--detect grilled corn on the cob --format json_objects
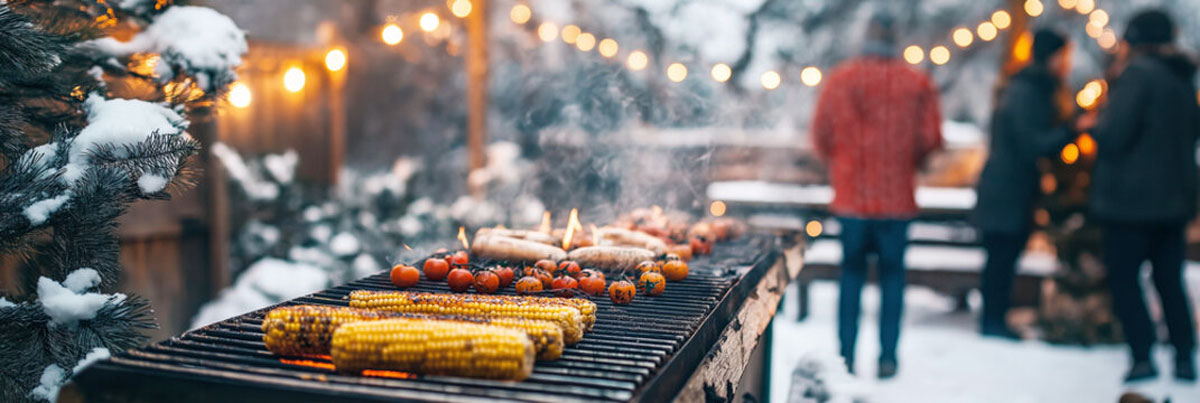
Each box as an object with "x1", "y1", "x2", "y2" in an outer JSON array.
[
  {"x1": 330, "y1": 318, "x2": 535, "y2": 381},
  {"x1": 262, "y1": 304, "x2": 565, "y2": 360},
  {"x1": 349, "y1": 291, "x2": 586, "y2": 343}
]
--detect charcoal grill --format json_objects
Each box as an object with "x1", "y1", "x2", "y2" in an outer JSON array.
[{"x1": 67, "y1": 235, "x2": 800, "y2": 402}]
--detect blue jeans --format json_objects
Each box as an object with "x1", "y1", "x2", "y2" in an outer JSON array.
[{"x1": 837, "y1": 217, "x2": 909, "y2": 364}]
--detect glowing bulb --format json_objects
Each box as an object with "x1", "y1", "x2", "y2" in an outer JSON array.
[
  {"x1": 575, "y1": 32, "x2": 595, "y2": 51},
  {"x1": 1089, "y1": 10, "x2": 1108, "y2": 26},
  {"x1": 1077, "y1": 133, "x2": 1097, "y2": 156},
  {"x1": 667, "y1": 63, "x2": 688, "y2": 82},
  {"x1": 991, "y1": 10, "x2": 1012, "y2": 29},
  {"x1": 561, "y1": 24, "x2": 580, "y2": 44},
  {"x1": 709, "y1": 201, "x2": 726, "y2": 217},
  {"x1": 419, "y1": 12, "x2": 440, "y2": 32},
  {"x1": 800, "y1": 66, "x2": 822, "y2": 87},
  {"x1": 1024, "y1": 0, "x2": 1043, "y2": 17},
  {"x1": 953, "y1": 28, "x2": 974, "y2": 47},
  {"x1": 1076, "y1": 0, "x2": 1094, "y2": 14},
  {"x1": 598, "y1": 38, "x2": 618, "y2": 58},
  {"x1": 1098, "y1": 29, "x2": 1117, "y2": 50},
  {"x1": 537, "y1": 22, "x2": 558, "y2": 42},
  {"x1": 450, "y1": 0, "x2": 471, "y2": 18},
  {"x1": 930, "y1": 46, "x2": 950, "y2": 65},
  {"x1": 805, "y1": 220, "x2": 823, "y2": 237},
  {"x1": 626, "y1": 50, "x2": 648, "y2": 71},
  {"x1": 710, "y1": 63, "x2": 731, "y2": 82},
  {"x1": 1086, "y1": 22, "x2": 1103, "y2": 38},
  {"x1": 1013, "y1": 31, "x2": 1033, "y2": 62},
  {"x1": 1058, "y1": 0, "x2": 1077, "y2": 9},
  {"x1": 510, "y1": 4, "x2": 531, "y2": 24},
  {"x1": 228, "y1": 82, "x2": 251, "y2": 108},
  {"x1": 977, "y1": 22, "x2": 998, "y2": 41},
  {"x1": 1061, "y1": 143, "x2": 1080, "y2": 164},
  {"x1": 283, "y1": 67, "x2": 305, "y2": 93},
  {"x1": 324, "y1": 49, "x2": 346, "y2": 72},
  {"x1": 381, "y1": 24, "x2": 404, "y2": 45},
  {"x1": 760, "y1": 70, "x2": 781, "y2": 90},
  {"x1": 903, "y1": 45, "x2": 924, "y2": 64}
]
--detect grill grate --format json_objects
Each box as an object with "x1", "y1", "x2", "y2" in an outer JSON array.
[{"x1": 73, "y1": 236, "x2": 778, "y2": 402}]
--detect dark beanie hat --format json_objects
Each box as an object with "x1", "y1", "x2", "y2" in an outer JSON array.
[
  {"x1": 1124, "y1": 9, "x2": 1175, "y2": 46},
  {"x1": 1032, "y1": 29, "x2": 1067, "y2": 63}
]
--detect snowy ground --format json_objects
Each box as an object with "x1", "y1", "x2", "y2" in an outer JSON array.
[{"x1": 770, "y1": 280, "x2": 1200, "y2": 403}]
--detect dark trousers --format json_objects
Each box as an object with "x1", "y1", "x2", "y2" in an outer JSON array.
[
  {"x1": 1103, "y1": 222, "x2": 1196, "y2": 362},
  {"x1": 979, "y1": 230, "x2": 1031, "y2": 330},
  {"x1": 837, "y1": 217, "x2": 909, "y2": 363}
]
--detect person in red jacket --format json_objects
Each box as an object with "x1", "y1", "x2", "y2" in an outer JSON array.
[{"x1": 810, "y1": 12, "x2": 943, "y2": 379}]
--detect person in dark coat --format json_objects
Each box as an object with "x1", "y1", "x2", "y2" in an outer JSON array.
[
  {"x1": 1090, "y1": 9, "x2": 1198, "y2": 383},
  {"x1": 974, "y1": 29, "x2": 1075, "y2": 339}
]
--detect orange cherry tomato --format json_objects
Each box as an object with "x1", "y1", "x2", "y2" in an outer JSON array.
[
  {"x1": 579, "y1": 275, "x2": 606, "y2": 296},
  {"x1": 559, "y1": 260, "x2": 583, "y2": 278},
  {"x1": 638, "y1": 272, "x2": 666, "y2": 296},
  {"x1": 389, "y1": 264, "x2": 420, "y2": 288},
  {"x1": 473, "y1": 270, "x2": 500, "y2": 294},
  {"x1": 515, "y1": 276, "x2": 544, "y2": 295},
  {"x1": 635, "y1": 260, "x2": 661, "y2": 275},
  {"x1": 662, "y1": 260, "x2": 689, "y2": 281},
  {"x1": 492, "y1": 266, "x2": 515, "y2": 288},
  {"x1": 534, "y1": 259, "x2": 558, "y2": 276},
  {"x1": 447, "y1": 268, "x2": 474, "y2": 292},
  {"x1": 423, "y1": 258, "x2": 450, "y2": 281},
  {"x1": 448, "y1": 251, "x2": 470, "y2": 267},
  {"x1": 550, "y1": 275, "x2": 579, "y2": 298},
  {"x1": 609, "y1": 280, "x2": 636, "y2": 304}
]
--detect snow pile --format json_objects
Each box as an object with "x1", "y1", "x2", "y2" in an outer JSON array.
[
  {"x1": 210, "y1": 142, "x2": 280, "y2": 200},
  {"x1": 352, "y1": 253, "x2": 383, "y2": 279},
  {"x1": 262, "y1": 150, "x2": 298, "y2": 184},
  {"x1": 24, "y1": 194, "x2": 70, "y2": 226},
  {"x1": 84, "y1": 6, "x2": 247, "y2": 91},
  {"x1": 136, "y1": 173, "x2": 168, "y2": 194},
  {"x1": 190, "y1": 258, "x2": 329, "y2": 329},
  {"x1": 29, "y1": 364, "x2": 65, "y2": 402},
  {"x1": 71, "y1": 347, "x2": 111, "y2": 374},
  {"x1": 37, "y1": 269, "x2": 120, "y2": 327},
  {"x1": 328, "y1": 232, "x2": 361, "y2": 256},
  {"x1": 65, "y1": 95, "x2": 187, "y2": 184},
  {"x1": 0, "y1": 297, "x2": 14, "y2": 308}
]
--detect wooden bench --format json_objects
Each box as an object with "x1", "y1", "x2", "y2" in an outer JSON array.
[{"x1": 795, "y1": 239, "x2": 1056, "y2": 320}]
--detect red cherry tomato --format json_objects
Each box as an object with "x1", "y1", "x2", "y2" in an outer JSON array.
[
  {"x1": 559, "y1": 261, "x2": 583, "y2": 278},
  {"x1": 579, "y1": 275, "x2": 606, "y2": 296},
  {"x1": 473, "y1": 270, "x2": 500, "y2": 294},
  {"x1": 515, "y1": 276, "x2": 544, "y2": 295},
  {"x1": 448, "y1": 250, "x2": 470, "y2": 267},
  {"x1": 423, "y1": 258, "x2": 450, "y2": 281},
  {"x1": 492, "y1": 266, "x2": 515, "y2": 288},
  {"x1": 389, "y1": 264, "x2": 420, "y2": 288},
  {"x1": 447, "y1": 268, "x2": 474, "y2": 292},
  {"x1": 550, "y1": 276, "x2": 579, "y2": 298},
  {"x1": 534, "y1": 259, "x2": 558, "y2": 276}
]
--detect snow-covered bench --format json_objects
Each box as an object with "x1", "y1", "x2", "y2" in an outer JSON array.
[
  {"x1": 707, "y1": 181, "x2": 977, "y2": 221},
  {"x1": 795, "y1": 239, "x2": 1058, "y2": 320}
]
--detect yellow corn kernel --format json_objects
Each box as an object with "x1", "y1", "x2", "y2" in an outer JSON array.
[{"x1": 330, "y1": 318, "x2": 535, "y2": 381}]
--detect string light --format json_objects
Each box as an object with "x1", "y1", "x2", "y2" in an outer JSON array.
[
  {"x1": 709, "y1": 201, "x2": 726, "y2": 217},
  {"x1": 626, "y1": 50, "x2": 648, "y2": 71},
  {"x1": 1077, "y1": 133, "x2": 1097, "y2": 156},
  {"x1": 324, "y1": 49, "x2": 346, "y2": 72},
  {"x1": 1061, "y1": 143, "x2": 1080, "y2": 164},
  {"x1": 1086, "y1": 22, "x2": 1103, "y2": 38},
  {"x1": 419, "y1": 12, "x2": 440, "y2": 32},
  {"x1": 991, "y1": 10, "x2": 1012, "y2": 29},
  {"x1": 1024, "y1": 0, "x2": 1044, "y2": 17},
  {"x1": 800, "y1": 66, "x2": 822, "y2": 87},
  {"x1": 760, "y1": 70, "x2": 781, "y2": 90},
  {"x1": 903, "y1": 45, "x2": 924, "y2": 64},
  {"x1": 450, "y1": 0, "x2": 471, "y2": 18},
  {"x1": 1076, "y1": 79, "x2": 1104, "y2": 109},
  {"x1": 598, "y1": 38, "x2": 618, "y2": 58},
  {"x1": 228, "y1": 82, "x2": 251, "y2": 108},
  {"x1": 561, "y1": 24, "x2": 581, "y2": 44},
  {"x1": 283, "y1": 67, "x2": 305, "y2": 92},
  {"x1": 930, "y1": 46, "x2": 950, "y2": 65},
  {"x1": 953, "y1": 28, "x2": 974, "y2": 47},
  {"x1": 977, "y1": 22, "x2": 998, "y2": 41},
  {"x1": 1089, "y1": 9, "x2": 1109, "y2": 26},
  {"x1": 575, "y1": 32, "x2": 596, "y2": 52},
  {"x1": 667, "y1": 63, "x2": 688, "y2": 82},
  {"x1": 805, "y1": 220, "x2": 823, "y2": 237},
  {"x1": 1098, "y1": 28, "x2": 1117, "y2": 50},
  {"x1": 1013, "y1": 31, "x2": 1033, "y2": 62},
  {"x1": 381, "y1": 24, "x2": 404, "y2": 45},
  {"x1": 537, "y1": 22, "x2": 558, "y2": 42},
  {"x1": 1076, "y1": 0, "x2": 1094, "y2": 14},
  {"x1": 1058, "y1": 0, "x2": 1077, "y2": 9},
  {"x1": 711, "y1": 63, "x2": 732, "y2": 82},
  {"x1": 510, "y1": 4, "x2": 531, "y2": 24}
]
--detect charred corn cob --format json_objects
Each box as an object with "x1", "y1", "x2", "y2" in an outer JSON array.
[
  {"x1": 491, "y1": 295, "x2": 597, "y2": 331},
  {"x1": 331, "y1": 318, "x2": 535, "y2": 381},
  {"x1": 262, "y1": 305, "x2": 396, "y2": 356},
  {"x1": 350, "y1": 291, "x2": 586, "y2": 344},
  {"x1": 262, "y1": 305, "x2": 565, "y2": 360}
]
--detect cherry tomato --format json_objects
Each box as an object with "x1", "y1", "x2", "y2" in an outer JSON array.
[
  {"x1": 550, "y1": 275, "x2": 579, "y2": 298},
  {"x1": 635, "y1": 260, "x2": 661, "y2": 275},
  {"x1": 662, "y1": 260, "x2": 689, "y2": 281},
  {"x1": 515, "y1": 276, "x2": 544, "y2": 295},
  {"x1": 534, "y1": 259, "x2": 558, "y2": 276},
  {"x1": 423, "y1": 258, "x2": 450, "y2": 281},
  {"x1": 580, "y1": 269, "x2": 605, "y2": 282},
  {"x1": 389, "y1": 264, "x2": 420, "y2": 288},
  {"x1": 638, "y1": 272, "x2": 666, "y2": 296},
  {"x1": 473, "y1": 270, "x2": 500, "y2": 294},
  {"x1": 448, "y1": 251, "x2": 470, "y2": 267},
  {"x1": 525, "y1": 268, "x2": 552, "y2": 289},
  {"x1": 492, "y1": 266, "x2": 515, "y2": 288},
  {"x1": 689, "y1": 236, "x2": 712, "y2": 255},
  {"x1": 609, "y1": 280, "x2": 636, "y2": 304},
  {"x1": 579, "y1": 275, "x2": 606, "y2": 296},
  {"x1": 559, "y1": 260, "x2": 583, "y2": 278},
  {"x1": 447, "y1": 268, "x2": 474, "y2": 292}
]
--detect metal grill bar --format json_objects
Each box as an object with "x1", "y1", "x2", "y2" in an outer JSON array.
[{"x1": 72, "y1": 236, "x2": 777, "y2": 402}]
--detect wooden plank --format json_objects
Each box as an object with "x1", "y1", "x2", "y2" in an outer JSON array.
[{"x1": 674, "y1": 241, "x2": 803, "y2": 402}]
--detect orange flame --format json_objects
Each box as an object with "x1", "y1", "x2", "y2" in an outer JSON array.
[
  {"x1": 590, "y1": 224, "x2": 600, "y2": 244},
  {"x1": 539, "y1": 211, "x2": 552, "y2": 233},
  {"x1": 457, "y1": 226, "x2": 469, "y2": 249},
  {"x1": 362, "y1": 370, "x2": 416, "y2": 379},
  {"x1": 280, "y1": 358, "x2": 336, "y2": 370},
  {"x1": 562, "y1": 208, "x2": 581, "y2": 249}
]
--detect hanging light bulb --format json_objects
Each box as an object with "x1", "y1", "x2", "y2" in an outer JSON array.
[
  {"x1": 977, "y1": 22, "x2": 998, "y2": 41},
  {"x1": 800, "y1": 66, "x2": 822, "y2": 87},
  {"x1": 760, "y1": 70, "x2": 781, "y2": 90},
  {"x1": 228, "y1": 82, "x2": 251, "y2": 108},
  {"x1": 598, "y1": 38, "x2": 619, "y2": 58},
  {"x1": 903, "y1": 45, "x2": 925, "y2": 64},
  {"x1": 283, "y1": 67, "x2": 305, "y2": 92},
  {"x1": 953, "y1": 28, "x2": 974, "y2": 47},
  {"x1": 667, "y1": 63, "x2": 688, "y2": 82},
  {"x1": 991, "y1": 10, "x2": 1012, "y2": 29},
  {"x1": 324, "y1": 49, "x2": 346, "y2": 72},
  {"x1": 710, "y1": 63, "x2": 732, "y2": 82},
  {"x1": 626, "y1": 50, "x2": 648, "y2": 71},
  {"x1": 419, "y1": 12, "x2": 440, "y2": 32},
  {"x1": 510, "y1": 4, "x2": 531, "y2": 24},
  {"x1": 930, "y1": 46, "x2": 951, "y2": 65},
  {"x1": 537, "y1": 22, "x2": 558, "y2": 42},
  {"x1": 381, "y1": 24, "x2": 404, "y2": 45}
]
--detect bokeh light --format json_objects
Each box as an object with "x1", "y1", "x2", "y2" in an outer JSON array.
[
  {"x1": 806, "y1": 220, "x2": 823, "y2": 237},
  {"x1": 903, "y1": 45, "x2": 924, "y2": 64},
  {"x1": 667, "y1": 63, "x2": 688, "y2": 82},
  {"x1": 1061, "y1": 143, "x2": 1080, "y2": 164},
  {"x1": 1059, "y1": 0, "x2": 1078, "y2": 9},
  {"x1": 801, "y1": 66, "x2": 822, "y2": 87},
  {"x1": 228, "y1": 82, "x2": 251, "y2": 108},
  {"x1": 598, "y1": 38, "x2": 618, "y2": 58},
  {"x1": 1076, "y1": 0, "x2": 1095, "y2": 14},
  {"x1": 575, "y1": 32, "x2": 596, "y2": 51},
  {"x1": 711, "y1": 63, "x2": 732, "y2": 82},
  {"x1": 419, "y1": 12, "x2": 440, "y2": 32},
  {"x1": 760, "y1": 70, "x2": 781, "y2": 90},
  {"x1": 1098, "y1": 29, "x2": 1117, "y2": 50},
  {"x1": 450, "y1": 0, "x2": 471, "y2": 18},
  {"x1": 283, "y1": 67, "x2": 305, "y2": 93},
  {"x1": 977, "y1": 22, "x2": 998, "y2": 41},
  {"x1": 510, "y1": 4, "x2": 531, "y2": 24},
  {"x1": 930, "y1": 46, "x2": 950, "y2": 65},
  {"x1": 710, "y1": 201, "x2": 726, "y2": 217},
  {"x1": 991, "y1": 10, "x2": 1012, "y2": 29},
  {"x1": 1089, "y1": 9, "x2": 1108, "y2": 26},
  {"x1": 324, "y1": 49, "x2": 346, "y2": 72},
  {"x1": 561, "y1": 24, "x2": 581, "y2": 44},
  {"x1": 626, "y1": 50, "x2": 648, "y2": 71},
  {"x1": 537, "y1": 22, "x2": 558, "y2": 42},
  {"x1": 1024, "y1": 0, "x2": 1044, "y2": 17},
  {"x1": 381, "y1": 24, "x2": 404, "y2": 45},
  {"x1": 953, "y1": 28, "x2": 974, "y2": 48},
  {"x1": 1077, "y1": 133, "x2": 1096, "y2": 156}
]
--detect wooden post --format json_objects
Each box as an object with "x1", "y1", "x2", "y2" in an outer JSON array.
[{"x1": 466, "y1": 0, "x2": 490, "y2": 195}]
